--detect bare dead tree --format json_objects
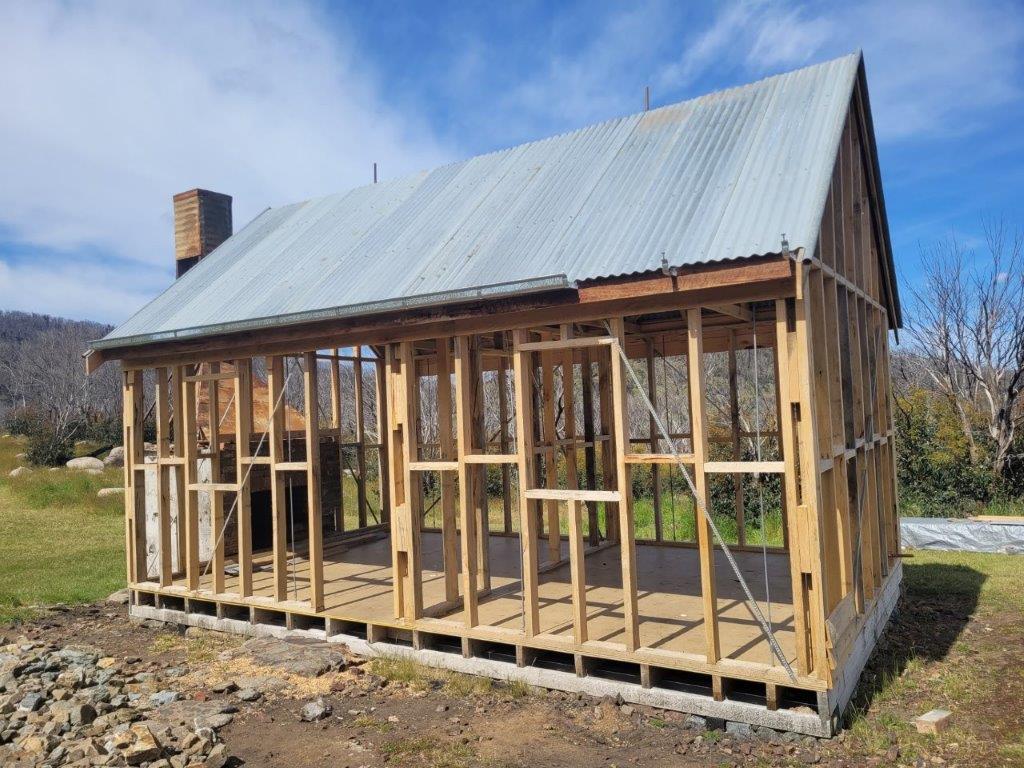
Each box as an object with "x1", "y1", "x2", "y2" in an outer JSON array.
[
  {"x1": 908, "y1": 219, "x2": 1024, "y2": 476},
  {"x1": 4, "y1": 325, "x2": 121, "y2": 445},
  {"x1": 0, "y1": 310, "x2": 119, "y2": 426}
]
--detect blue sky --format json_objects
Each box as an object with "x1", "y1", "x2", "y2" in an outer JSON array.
[{"x1": 1, "y1": 0, "x2": 1022, "y2": 324}]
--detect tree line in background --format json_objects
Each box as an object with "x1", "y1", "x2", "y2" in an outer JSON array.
[
  {"x1": 1, "y1": 218, "x2": 1021, "y2": 516},
  {"x1": 0, "y1": 311, "x2": 121, "y2": 465},
  {"x1": 893, "y1": 219, "x2": 1024, "y2": 515}
]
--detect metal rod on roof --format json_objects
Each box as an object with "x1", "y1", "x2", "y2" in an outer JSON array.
[
  {"x1": 644, "y1": 85, "x2": 650, "y2": 111},
  {"x1": 373, "y1": 162, "x2": 378, "y2": 184}
]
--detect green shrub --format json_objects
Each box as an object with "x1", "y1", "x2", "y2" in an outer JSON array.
[
  {"x1": 25, "y1": 423, "x2": 75, "y2": 467},
  {"x1": 76, "y1": 415, "x2": 122, "y2": 446},
  {"x1": 895, "y1": 389, "x2": 1000, "y2": 516},
  {"x1": 3, "y1": 407, "x2": 43, "y2": 437}
]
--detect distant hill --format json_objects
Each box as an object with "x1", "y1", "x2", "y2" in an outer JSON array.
[
  {"x1": 0, "y1": 310, "x2": 118, "y2": 422},
  {"x1": 0, "y1": 309, "x2": 112, "y2": 348}
]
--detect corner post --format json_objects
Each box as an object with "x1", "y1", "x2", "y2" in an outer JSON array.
[
  {"x1": 793, "y1": 263, "x2": 834, "y2": 680},
  {"x1": 435, "y1": 338, "x2": 460, "y2": 604},
  {"x1": 775, "y1": 299, "x2": 812, "y2": 675},
  {"x1": 388, "y1": 341, "x2": 423, "y2": 621}
]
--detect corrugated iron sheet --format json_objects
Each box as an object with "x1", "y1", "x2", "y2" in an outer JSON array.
[{"x1": 98, "y1": 53, "x2": 863, "y2": 349}]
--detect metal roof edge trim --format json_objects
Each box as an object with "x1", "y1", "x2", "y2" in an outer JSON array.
[
  {"x1": 89, "y1": 274, "x2": 571, "y2": 352},
  {"x1": 855, "y1": 56, "x2": 902, "y2": 328}
]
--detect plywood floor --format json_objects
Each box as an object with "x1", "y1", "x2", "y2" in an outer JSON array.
[{"x1": 172, "y1": 531, "x2": 795, "y2": 667}]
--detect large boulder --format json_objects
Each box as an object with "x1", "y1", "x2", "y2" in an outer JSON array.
[
  {"x1": 104, "y1": 446, "x2": 125, "y2": 467},
  {"x1": 8, "y1": 466, "x2": 31, "y2": 478},
  {"x1": 98, "y1": 487, "x2": 124, "y2": 498},
  {"x1": 66, "y1": 456, "x2": 104, "y2": 471},
  {"x1": 239, "y1": 636, "x2": 348, "y2": 677},
  {"x1": 106, "y1": 588, "x2": 130, "y2": 605}
]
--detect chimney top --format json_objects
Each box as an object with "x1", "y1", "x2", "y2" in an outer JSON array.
[{"x1": 173, "y1": 189, "x2": 232, "y2": 278}]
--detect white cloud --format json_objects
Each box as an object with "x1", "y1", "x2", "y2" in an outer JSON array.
[
  {"x1": 463, "y1": 0, "x2": 1021, "y2": 154},
  {"x1": 657, "y1": 0, "x2": 1024, "y2": 141},
  {"x1": 745, "y1": 5, "x2": 833, "y2": 71},
  {"x1": 495, "y1": 2, "x2": 675, "y2": 137},
  {"x1": 0, "y1": 259, "x2": 157, "y2": 325},
  {"x1": 658, "y1": 1, "x2": 832, "y2": 88},
  {"x1": 847, "y1": 0, "x2": 1023, "y2": 139},
  {"x1": 657, "y1": 4, "x2": 751, "y2": 88},
  {"x1": 0, "y1": 1, "x2": 449, "y2": 320}
]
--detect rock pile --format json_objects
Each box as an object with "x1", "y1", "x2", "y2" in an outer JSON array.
[{"x1": 0, "y1": 638, "x2": 233, "y2": 767}]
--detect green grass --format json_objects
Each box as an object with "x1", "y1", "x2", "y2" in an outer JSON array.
[
  {"x1": 369, "y1": 656, "x2": 427, "y2": 686},
  {"x1": 420, "y1": 489, "x2": 784, "y2": 548},
  {"x1": 898, "y1": 495, "x2": 1024, "y2": 519},
  {"x1": 833, "y1": 548, "x2": 1024, "y2": 765},
  {"x1": 903, "y1": 547, "x2": 1023, "y2": 613},
  {"x1": 975, "y1": 498, "x2": 1024, "y2": 517},
  {"x1": 338, "y1": 470, "x2": 384, "y2": 530},
  {"x1": 502, "y1": 679, "x2": 533, "y2": 699},
  {"x1": 0, "y1": 435, "x2": 126, "y2": 623}
]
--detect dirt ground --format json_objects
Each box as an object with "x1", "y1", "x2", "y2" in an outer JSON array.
[{"x1": 7, "y1": 571, "x2": 1023, "y2": 768}]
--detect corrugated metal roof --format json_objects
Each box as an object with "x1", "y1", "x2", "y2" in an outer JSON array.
[{"x1": 98, "y1": 52, "x2": 868, "y2": 349}]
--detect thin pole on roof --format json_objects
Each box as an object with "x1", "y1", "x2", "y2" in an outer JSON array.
[
  {"x1": 373, "y1": 162, "x2": 378, "y2": 184},
  {"x1": 644, "y1": 85, "x2": 650, "y2": 111}
]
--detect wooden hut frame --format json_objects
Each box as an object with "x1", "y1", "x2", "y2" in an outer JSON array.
[{"x1": 96, "y1": 70, "x2": 900, "y2": 737}]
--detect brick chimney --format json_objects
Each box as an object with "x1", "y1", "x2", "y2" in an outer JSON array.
[{"x1": 173, "y1": 189, "x2": 232, "y2": 277}]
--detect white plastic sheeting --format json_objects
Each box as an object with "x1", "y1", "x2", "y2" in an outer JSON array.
[{"x1": 900, "y1": 517, "x2": 1024, "y2": 554}]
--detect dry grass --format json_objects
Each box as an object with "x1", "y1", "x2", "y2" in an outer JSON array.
[
  {"x1": 148, "y1": 628, "x2": 243, "y2": 665},
  {"x1": 369, "y1": 655, "x2": 530, "y2": 700},
  {"x1": 352, "y1": 714, "x2": 393, "y2": 732},
  {"x1": 377, "y1": 736, "x2": 476, "y2": 768}
]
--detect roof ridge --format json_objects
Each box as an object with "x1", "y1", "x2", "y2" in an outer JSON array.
[{"x1": 278, "y1": 52, "x2": 863, "y2": 212}]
